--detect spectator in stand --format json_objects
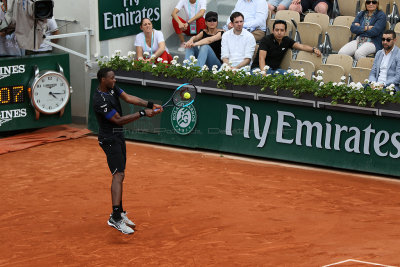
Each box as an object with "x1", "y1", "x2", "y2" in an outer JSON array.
[
  {"x1": 269, "y1": 0, "x2": 292, "y2": 15},
  {"x1": 135, "y1": 18, "x2": 173, "y2": 63},
  {"x1": 184, "y1": 11, "x2": 224, "y2": 69},
  {"x1": 369, "y1": 30, "x2": 400, "y2": 91},
  {"x1": 0, "y1": 1, "x2": 23, "y2": 56},
  {"x1": 25, "y1": 17, "x2": 59, "y2": 55},
  {"x1": 338, "y1": 0, "x2": 386, "y2": 60},
  {"x1": 225, "y1": 0, "x2": 268, "y2": 42},
  {"x1": 172, "y1": 0, "x2": 207, "y2": 52},
  {"x1": 289, "y1": 0, "x2": 333, "y2": 15},
  {"x1": 251, "y1": 20, "x2": 321, "y2": 74},
  {"x1": 221, "y1": 12, "x2": 256, "y2": 70}
]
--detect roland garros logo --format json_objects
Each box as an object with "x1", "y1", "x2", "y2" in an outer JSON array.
[{"x1": 171, "y1": 105, "x2": 197, "y2": 135}]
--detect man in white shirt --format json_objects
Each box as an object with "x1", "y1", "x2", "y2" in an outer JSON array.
[
  {"x1": 369, "y1": 30, "x2": 400, "y2": 91},
  {"x1": 225, "y1": 0, "x2": 268, "y2": 41},
  {"x1": 25, "y1": 17, "x2": 59, "y2": 55},
  {"x1": 221, "y1": 12, "x2": 256, "y2": 69}
]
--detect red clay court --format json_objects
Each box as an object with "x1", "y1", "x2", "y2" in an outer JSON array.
[{"x1": 1, "y1": 127, "x2": 400, "y2": 266}]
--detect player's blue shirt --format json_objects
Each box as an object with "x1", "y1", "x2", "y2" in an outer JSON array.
[{"x1": 93, "y1": 86, "x2": 124, "y2": 139}]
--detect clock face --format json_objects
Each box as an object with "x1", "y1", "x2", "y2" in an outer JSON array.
[{"x1": 31, "y1": 71, "x2": 70, "y2": 114}]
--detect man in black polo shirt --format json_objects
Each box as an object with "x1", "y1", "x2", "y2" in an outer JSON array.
[
  {"x1": 93, "y1": 67, "x2": 163, "y2": 234},
  {"x1": 251, "y1": 20, "x2": 321, "y2": 74}
]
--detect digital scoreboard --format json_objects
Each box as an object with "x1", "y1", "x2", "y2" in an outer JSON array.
[{"x1": 0, "y1": 85, "x2": 25, "y2": 105}]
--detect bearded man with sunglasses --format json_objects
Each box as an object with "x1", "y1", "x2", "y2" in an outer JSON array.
[{"x1": 369, "y1": 29, "x2": 400, "y2": 91}]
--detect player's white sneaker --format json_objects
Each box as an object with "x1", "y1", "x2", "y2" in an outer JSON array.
[
  {"x1": 121, "y1": 211, "x2": 136, "y2": 228},
  {"x1": 107, "y1": 217, "x2": 134, "y2": 234}
]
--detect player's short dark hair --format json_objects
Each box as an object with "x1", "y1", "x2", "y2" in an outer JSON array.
[
  {"x1": 273, "y1": 20, "x2": 287, "y2": 31},
  {"x1": 230, "y1": 11, "x2": 244, "y2": 23},
  {"x1": 383, "y1": 29, "x2": 396, "y2": 39},
  {"x1": 97, "y1": 67, "x2": 113, "y2": 83}
]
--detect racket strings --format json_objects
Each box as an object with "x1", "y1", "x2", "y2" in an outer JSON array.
[{"x1": 172, "y1": 84, "x2": 197, "y2": 107}]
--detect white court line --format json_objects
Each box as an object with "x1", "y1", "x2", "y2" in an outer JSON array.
[
  {"x1": 87, "y1": 136, "x2": 400, "y2": 184},
  {"x1": 322, "y1": 259, "x2": 398, "y2": 267}
]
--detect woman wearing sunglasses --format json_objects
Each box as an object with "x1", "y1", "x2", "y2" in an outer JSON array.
[
  {"x1": 338, "y1": 0, "x2": 386, "y2": 60},
  {"x1": 183, "y1": 11, "x2": 224, "y2": 69}
]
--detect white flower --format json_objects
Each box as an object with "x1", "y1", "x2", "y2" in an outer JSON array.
[
  {"x1": 287, "y1": 69, "x2": 293, "y2": 74},
  {"x1": 315, "y1": 75, "x2": 323, "y2": 81},
  {"x1": 171, "y1": 60, "x2": 177, "y2": 65},
  {"x1": 260, "y1": 71, "x2": 266, "y2": 75},
  {"x1": 275, "y1": 71, "x2": 280, "y2": 74},
  {"x1": 340, "y1": 76, "x2": 346, "y2": 81},
  {"x1": 390, "y1": 91, "x2": 395, "y2": 95},
  {"x1": 138, "y1": 57, "x2": 144, "y2": 60},
  {"x1": 225, "y1": 75, "x2": 229, "y2": 79},
  {"x1": 193, "y1": 59, "x2": 198, "y2": 64},
  {"x1": 152, "y1": 64, "x2": 156, "y2": 68},
  {"x1": 175, "y1": 63, "x2": 181, "y2": 67},
  {"x1": 103, "y1": 56, "x2": 109, "y2": 60},
  {"x1": 253, "y1": 68, "x2": 261, "y2": 74},
  {"x1": 201, "y1": 65, "x2": 209, "y2": 71},
  {"x1": 212, "y1": 65, "x2": 218, "y2": 71},
  {"x1": 245, "y1": 72, "x2": 251, "y2": 76},
  {"x1": 143, "y1": 51, "x2": 150, "y2": 57},
  {"x1": 111, "y1": 54, "x2": 115, "y2": 59},
  {"x1": 364, "y1": 79, "x2": 370, "y2": 83},
  {"x1": 157, "y1": 58, "x2": 163, "y2": 62},
  {"x1": 213, "y1": 70, "x2": 218, "y2": 74},
  {"x1": 337, "y1": 82, "x2": 344, "y2": 86},
  {"x1": 299, "y1": 72, "x2": 305, "y2": 77},
  {"x1": 190, "y1": 55, "x2": 196, "y2": 62},
  {"x1": 122, "y1": 56, "x2": 128, "y2": 60},
  {"x1": 114, "y1": 50, "x2": 121, "y2": 55},
  {"x1": 319, "y1": 82, "x2": 324, "y2": 86},
  {"x1": 387, "y1": 84, "x2": 395, "y2": 89},
  {"x1": 317, "y1": 70, "x2": 324, "y2": 75},
  {"x1": 131, "y1": 62, "x2": 135, "y2": 66},
  {"x1": 183, "y1": 59, "x2": 189, "y2": 64},
  {"x1": 150, "y1": 55, "x2": 156, "y2": 60},
  {"x1": 263, "y1": 65, "x2": 270, "y2": 71},
  {"x1": 332, "y1": 82, "x2": 337, "y2": 86},
  {"x1": 173, "y1": 55, "x2": 179, "y2": 61},
  {"x1": 127, "y1": 51, "x2": 136, "y2": 58},
  {"x1": 163, "y1": 60, "x2": 168, "y2": 64},
  {"x1": 300, "y1": 68, "x2": 304, "y2": 72},
  {"x1": 94, "y1": 53, "x2": 99, "y2": 58}
]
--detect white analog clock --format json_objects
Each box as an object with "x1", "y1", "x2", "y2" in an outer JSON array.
[{"x1": 28, "y1": 65, "x2": 72, "y2": 120}]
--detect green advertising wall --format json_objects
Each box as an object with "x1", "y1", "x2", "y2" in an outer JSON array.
[
  {"x1": 88, "y1": 79, "x2": 400, "y2": 177},
  {"x1": 98, "y1": 0, "x2": 161, "y2": 41},
  {"x1": 0, "y1": 54, "x2": 71, "y2": 132}
]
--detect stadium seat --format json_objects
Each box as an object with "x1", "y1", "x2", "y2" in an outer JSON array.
[
  {"x1": 337, "y1": 0, "x2": 360, "y2": 16},
  {"x1": 290, "y1": 60, "x2": 315, "y2": 79},
  {"x1": 275, "y1": 10, "x2": 301, "y2": 25},
  {"x1": 304, "y1": 13, "x2": 330, "y2": 36},
  {"x1": 326, "y1": 25, "x2": 352, "y2": 52},
  {"x1": 296, "y1": 50, "x2": 323, "y2": 70},
  {"x1": 349, "y1": 67, "x2": 371, "y2": 83},
  {"x1": 325, "y1": 54, "x2": 353, "y2": 76},
  {"x1": 280, "y1": 49, "x2": 293, "y2": 70},
  {"x1": 297, "y1": 22, "x2": 322, "y2": 47},
  {"x1": 356, "y1": 57, "x2": 374, "y2": 69},
  {"x1": 318, "y1": 64, "x2": 346, "y2": 83},
  {"x1": 380, "y1": 0, "x2": 400, "y2": 15},
  {"x1": 333, "y1": 15, "x2": 355, "y2": 28}
]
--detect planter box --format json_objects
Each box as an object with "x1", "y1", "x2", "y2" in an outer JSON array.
[
  {"x1": 114, "y1": 70, "x2": 143, "y2": 85},
  {"x1": 276, "y1": 89, "x2": 316, "y2": 107},
  {"x1": 192, "y1": 78, "x2": 218, "y2": 89},
  {"x1": 230, "y1": 84, "x2": 258, "y2": 100},
  {"x1": 143, "y1": 72, "x2": 189, "y2": 90},
  {"x1": 317, "y1": 98, "x2": 378, "y2": 115},
  {"x1": 376, "y1": 102, "x2": 400, "y2": 118}
]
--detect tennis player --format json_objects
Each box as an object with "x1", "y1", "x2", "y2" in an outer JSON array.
[{"x1": 93, "y1": 67, "x2": 163, "y2": 234}]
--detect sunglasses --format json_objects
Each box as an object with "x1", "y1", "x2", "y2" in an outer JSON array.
[
  {"x1": 206, "y1": 18, "x2": 217, "y2": 22},
  {"x1": 366, "y1": 1, "x2": 378, "y2": 4},
  {"x1": 382, "y1": 37, "x2": 393, "y2": 42}
]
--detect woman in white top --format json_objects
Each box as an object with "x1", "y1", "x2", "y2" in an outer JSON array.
[
  {"x1": 135, "y1": 18, "x2": 172, "y2": 63},
  {"x1": 171, "y1": 0, "x2": 207, "y2": 51}
]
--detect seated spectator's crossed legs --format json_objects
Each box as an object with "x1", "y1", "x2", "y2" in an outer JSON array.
[
  {"x1": 269, "y1": 0, "x2": 292, "y2": 13},
  {"x1": 185, "y1": 45, "x2": 222, "y2": 69},
  {"x1": 289, "y1": 0, "x2": 331, "y2": 14},
  {"x1": 339, "y1": 40, "x2": 376, "y2": 60},
  {"x1": 172, "y1": 16, "x2": 206, "y2": 37}
]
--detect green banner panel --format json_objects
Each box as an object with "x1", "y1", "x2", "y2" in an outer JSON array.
[
  {"x1": 88, "y1": 80, "x2": 400, "y2": 177},
  {"x1": 0, "y1": 54, "x2": 71, "y2": 132},
  {"x1": 98, "y1": 0, "x2": 161, "y2": 41}
]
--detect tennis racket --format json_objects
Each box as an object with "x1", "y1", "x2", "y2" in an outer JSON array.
[{"x1": 155, "y1": 83, "x2": 197, "y2": 111}]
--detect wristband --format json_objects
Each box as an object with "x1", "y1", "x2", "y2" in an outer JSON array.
[
  {"x1": 147, "y1": 101, "x2": 154, "y2": 109},
  {"x1": 312, "y1": 47, "x2": 316, "y2": 53},
  {"x1": 139, "y1": 110, "x2": 146, "y2": 117}
]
